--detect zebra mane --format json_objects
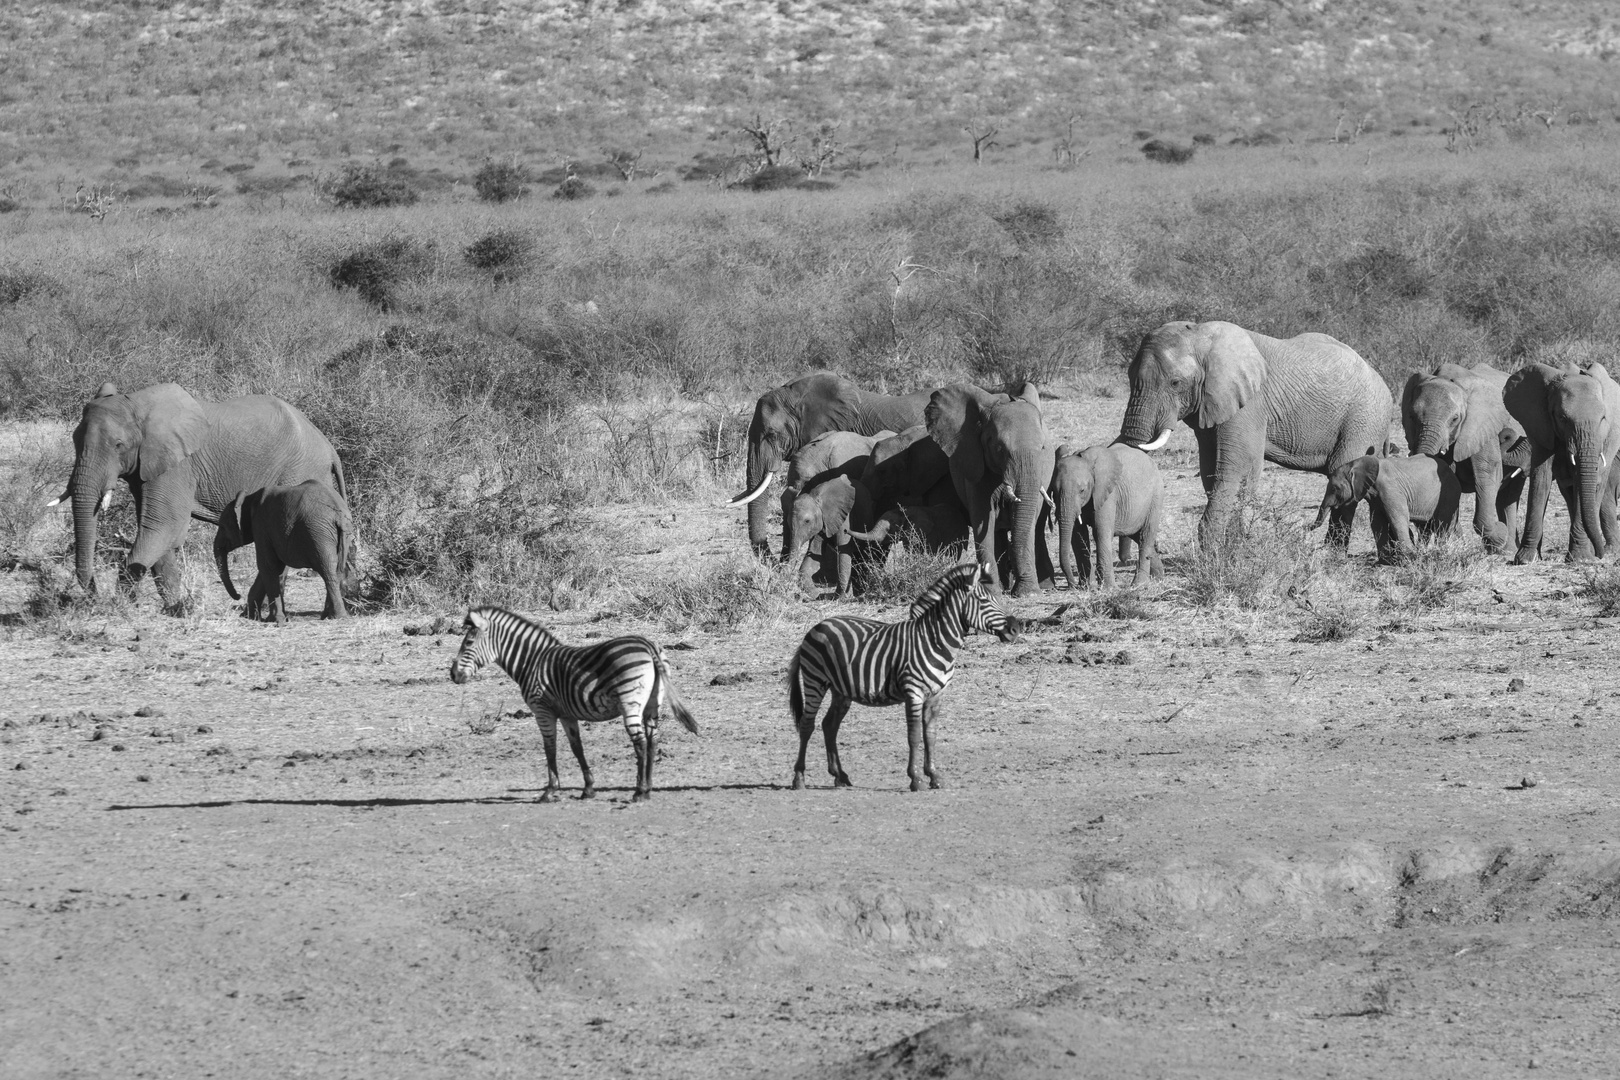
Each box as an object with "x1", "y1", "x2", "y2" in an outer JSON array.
[
  {"x1": 471, "y1": 606, "x2": 549, "y2": 637},
  {"x1": 907, "y1": 563, "x2": 981, "y2": 620}
]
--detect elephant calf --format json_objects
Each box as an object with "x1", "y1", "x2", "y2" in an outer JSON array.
[
  {"x1": 1312, "y1": 455, "x2": 1461, "y2": 563},
  {"x1": 215, "y1": 480, "x2": 355, "y2": 623},
  {"x1": 1050, "y1": 444, "x2": 1165, "y2": 588}
]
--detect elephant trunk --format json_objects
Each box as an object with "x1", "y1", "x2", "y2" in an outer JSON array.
[
  {"x1": 1577, "y1": 443, "x2": 1606, "y2": 558},
  {"x1": 1010, "y1": 477, "x2": 1043, "y2": 595},
  {"x1": 1413, "y1": 427, "x2": 1449, "y2": 457},
  {"x1": 1056, "y1": 491, "x2": 1079, "y2": 588},
  {"x1": 70, "y1": 462, "x2": 110, "y2": 591},
  {"x1": 1309, "y1": 502, "x2": 1331, "y2": 531},
  {"x1": 214, "y1": 534, "x2": 241, "y2": 601},
  {"x1": 1119, "y1": 397, "x2": 1168, "y2": 449},
  {"x1": 741, "y1": 440, "x2": 783, "y2": 556},
  {"x1": 847, "y1": 517, "x2": 892, "y2": 543}
]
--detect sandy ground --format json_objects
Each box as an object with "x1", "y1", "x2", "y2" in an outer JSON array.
[{"x1": 5, "y1": 394, "x2": 1619, "y2": 1079}]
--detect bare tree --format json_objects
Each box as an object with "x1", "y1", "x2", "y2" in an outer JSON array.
[
  {"x1": 739, "y1": 113, "x2": 791, "y2": 167},
  {"x1": 602, "y1": 147, "x2": 643, "y2": 182},
  {"x1": 795, "y1": 121, "x2": 842, "y2": 176},
  {"x1": 964, "y1": 121, "x2": 999, "y2": 165},
  {"x1": 1053, "y1": 113, "x2": 1090, "y2": 168}
]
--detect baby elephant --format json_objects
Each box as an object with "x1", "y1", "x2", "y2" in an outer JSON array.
[
  {"x1": 1050, "y1": 443, "x2": 1165, "y2": 588},
  {"x1": 1312, "y1": 455, "x2": 1461, "y2": 563},
  {"x1": 214, "y1": 480, "x2": 355, "y2": 622}
]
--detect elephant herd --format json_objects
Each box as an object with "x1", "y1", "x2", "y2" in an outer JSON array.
[{"x1": 733, "y1": 320, "x2": 1620, "y2": 587}]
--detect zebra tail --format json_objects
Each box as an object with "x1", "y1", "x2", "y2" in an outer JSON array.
[
  {"x1": 655, "y1": 653, "x2": 700, "y2": 735},
  {"x1": 787, "y1": 650, "x2": 804, "y2": 728}
]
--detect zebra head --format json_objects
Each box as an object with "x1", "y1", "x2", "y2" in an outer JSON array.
[
  {"x1": 914, "y1": 563, "x2": 1021, "y2": 642},
  {"x1": 449, "y1": 607, "x2": 497, "y2": 684}
]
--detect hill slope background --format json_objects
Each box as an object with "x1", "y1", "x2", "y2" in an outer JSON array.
[{"x1": 4, "y1": 0, "x2": 1620, "y2": 178}]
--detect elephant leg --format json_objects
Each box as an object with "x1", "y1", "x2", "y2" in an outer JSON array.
[
  {"x1": 321, "y1": 571, "x2": 348, "y2": 619},
  {"x1": 266, "y1": 569, "x2": 288, "y2": 625},
  {"x1": 821, "y1": 694, "x2": 852, "y2": 787},
  {"x1": 921, "y1": 692, "x2": 942, "y2": 790},
  {"x1": 1197, "y1": 418, "x2": 1265, "y2": 550},
  {"x1": 1513, "y1": 459, "x2": 1554, "y2": 564},
  {"x1": 244, "y1": 573, "x2": 268, "y2": 621},
  {"x1": 563, "y1": 717, "x2": 594, "y2": 799},
  {"x1": 534, "y1": 707, "x2": 562, "y2": 803},
  {"x1": 1118, "y1": 536, "x2": 1133, "y2": 568},
  {"x1": 1094, "y1": 501, "x2": 1117, "y2": 588},
  {"x1": 150, "y1": 549, "x2": 188, "y2": 610},
  {"x1": 1555, "y1": 464, "x2": 1595, "y2": 561},
  {"x1": 1133, "y1": 529, "x2": 1153, "y2": 584}
]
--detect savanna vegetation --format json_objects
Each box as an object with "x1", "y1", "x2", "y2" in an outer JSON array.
[{"x1": 5, "y1": 125, "x2": 1620, "y2": 630}]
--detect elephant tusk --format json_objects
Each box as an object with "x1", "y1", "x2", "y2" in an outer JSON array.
[
  {"x1": 1508, "y1": 468, "x2": 1524, "y2": 480},
  {"x1": 725, "y1": 471, "x2": 774, "y2": 507},
  {"x1": 45, "y1": 488, "x2": 70, "y2": 508},
  {"x1": 99, "y1": 489, "x2": 113, "y2": 513},
  {"x1": 1136, "y1": 430, "x2": 1171, "y2": 452}
]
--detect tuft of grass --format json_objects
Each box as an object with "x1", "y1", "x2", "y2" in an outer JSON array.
[
  {"x1": 1581, "y1": 563, "x2": 1620, "y2": 617},
  {"x1": 552, "y1": 175, "x2": 595, "y2": 201},
  {"x1": 1293, "y1": 597, "x2": 1362, "y2": 642},
  {"x1": 1375, "y1": 534, "x2": 1487, "y2": 613},
  {"x1": 1062, "y1": 588, "x2": 1156, "y2": 622},
  {"x1": 630, "y1": 554, "x2": 802, "y2": 633},
  {"x1": 0, "y1": 271, "x2": 55, "y2": 305},
  {"x1": 1141, "y1": 139, "x2": 1196, "y2": 164},
  {"x1": 993, "y1": 199, "x2": 1064, "y2": 246},
  {"x1": 317, "y1": 163, "x2": 419, "y2": 209},
  {"x1": 472, "y1": 160, "x2": 530, "y2": 203},
  {"x1": 854, "y1": 530, "x2": 968, "y2": 604}
]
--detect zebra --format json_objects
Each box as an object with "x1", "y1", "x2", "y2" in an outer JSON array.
[
  {"x1": 449, "y1": 606, "x2": 699, "y2": 803},
  {"x1": 787, "y1": 562, "x2": 1020, "y2": 792}
]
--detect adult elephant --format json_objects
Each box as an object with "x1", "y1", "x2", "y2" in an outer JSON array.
[
  {"x1": 58, "y1": 382, "x2": 346, "y2": 605},
  {"x1": 1117, "y1": 321, "x2": 1393, "y2": 549},
  {"x1": 925, "y1": 382, "x2": 1056, "y2": 596},
  {"x1": 727, "y1": 373, "x2": 935, "y2": 557},
  {"x1": 1503, "y1": 362, "x2": 1620, "y2": 563},
  {"x1": 1401, "y1": 362, "x2": 1524, "y2": 553}
]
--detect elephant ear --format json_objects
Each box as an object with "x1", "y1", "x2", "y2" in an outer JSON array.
[
  {"x1": 1452, "y1": 369, "x2": 1509, "y2": 462},
  {"x1": 1094, "y1": 448, "x2": 1123, "y2": 506},
  {"x1": 818, "y1": 476, "x2": 858, "y2": 538},
  {"x1": 1350, "y1": 456, "x2": 1380, "y2": 501},
  {"x1": 1196, "y1": 323, "x2": 1267, "y2": 429},
  {"x1": 1015, "y1": 381, "x2": 1042, "y2": 412},
  {"x1": 1399, "y1": 372, "x2": 1429, "y2": 456},
  {"x1": 1503, "y1": 364, "x2": 1563, "y2": 462},
  {"x1": 135, "y1": 384, "x2": 210, "y2": 482},
  {"x1": 925, "y1": 385, "x2": 987, "y2": 483}
]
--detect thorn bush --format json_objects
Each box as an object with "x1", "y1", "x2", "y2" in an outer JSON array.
[{"x1": 317, "y1": 162, "x2": 419, "y2": 209}]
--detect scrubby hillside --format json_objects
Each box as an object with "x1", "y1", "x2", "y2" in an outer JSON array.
[{"x1": 4, "y1": 0, "x2": 1620, "y2": 174}]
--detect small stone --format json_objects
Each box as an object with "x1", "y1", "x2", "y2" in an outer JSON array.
[
  {"x1": 110, "y1": 744, "x2": 127, "y2": 752},
  {"x1": 13, "y1": 761, "x2": 26, "y2": 770},
  {"x1": 282, "y1": 760, "x2": 296, "y2": 768},
  {"x1": 134, "y1": 705, "x2": 166, "y2": 718},
  {"x1": 90, "y1": 728, "x2": 109, "y2": 742},
  {"x1": 196, "y1": 725, "x2": 213, "y2": 734},
  {"x1": 135, "y1": 774, "x2": 150, "y2": 782},
  {"x1": 1521, "y1": 777, "x2": 1537, "y2": 788},
  {"x1": 1507, "y1": 678, "x2": 1525, "y2": 693}
]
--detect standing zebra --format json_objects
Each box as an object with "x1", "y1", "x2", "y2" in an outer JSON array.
[
  {"x1": 787, "y1": 562, "x2": 1020, "y2": 792},
  {"x1": 449, "y1": 606, "x2": 699, "y2": 803}
]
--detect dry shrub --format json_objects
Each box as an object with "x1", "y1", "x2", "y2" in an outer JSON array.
[
  {"x1": 326, "y1": 236, "x2": 434, "y2": 310},
  {"x1": 317, "y1": 163, "x2": 419, "y2": 209},
  {"x1": 1581, "y1": 564, "x2": 1620, "y2": 617},
  {"x1": 993, "y1": 200, "x2": 1063, "y2": 246},
  {"x1": 1374, "y1": 533, "x2": 1488, "y2": 614},
  {"x1": 472, "y1": 161, "x2": 529, "y2": 203},
  {"x1": 463, "y1": 229, "x2": 533, "y2": 278},
  {"x1": 553, "y1": 175, "x2": 594, "y2": 201},
  {"x1": 1141, "y1": 139, "x2": 1195, "y2": 164},
  {"x1": 0, "y1": 271, "x2": 56, "y2": 305},
  {"x1": 1061, "y1": 588, "x2": 1155, "y2": 622},
  {"x1": 630, "y1": 554, "x2": 801, "y2": 633},
  {"x1": 1176, "y1": 494, "x2": 1338, "y2": 611},
  {"x1": 854, "y1": 530, "x2": 968, "y2": 604}
]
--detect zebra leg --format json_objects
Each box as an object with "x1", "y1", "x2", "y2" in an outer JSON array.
[
  {"x1": 921, "y1": 692, "x2": 943, "y2": 789},
  {"x1": 821, "y1": 694, "x2": 853, "y2": 787},
  {"x1": 533, "y1": 706, "x2": 563, "y2": 803},
  {"x1": 561, "y1": 717, "x2": 593, "y2": 799},
  {"x1": 905, "y1": 696, "x2": 927, "y2": 792},
  {"x1": 791, "y1": 680, "x2": 826, "y2": 790},
  {"x1": 623, "y1": 705, "x2": 652, "y2": 803}
]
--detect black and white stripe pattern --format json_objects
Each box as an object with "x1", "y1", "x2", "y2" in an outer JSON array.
[
  {"x1": 450, "y1": 606, "x2": 698, "y2": 802},
  {"x1": 787, "y1": 562, "x2": 1019, "y2": 791}
]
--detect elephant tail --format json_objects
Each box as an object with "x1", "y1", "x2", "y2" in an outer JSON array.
[{"x1": 654, "y1": 650, "x2": 699, "y2": 735}]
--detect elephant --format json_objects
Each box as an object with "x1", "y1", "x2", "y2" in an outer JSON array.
[
  {"x1": 214, "y1": 480, "x2": 355, "y2": 623},
  {"x1": 846, "y1": 498, "x2": 972, "y2": 555},
  {"x1": 925, "y1": 382, "x2": 1057, "y2": 596},
  {"x1": 56, "y1": 382, "x2": 346, "y2": 607},
  {"x1": 1050, "y1": 444, "x2": 1165, "y2": 589},
  {"x1": 1310, "y1": 454, "x2": 1461, "y2": 563},
  {"x1": 1117, "y1": 321, "x2": 1394, "y2": 550},
  {"x1": 780, "y1": 430, "x2": 892, "y2": 593},
  {"x1": 859, "y1": 424, "x2": 953, "y2": 515},
  {"x1": 1401, "y1": 363, "x2": 1525, "y2": 553},
  {"x1": 1503, "y1": 362, "x2": 1620, "y2": 563},
  {"x1": 727, "y1": 372, "x2": 936, "y2": 557}
]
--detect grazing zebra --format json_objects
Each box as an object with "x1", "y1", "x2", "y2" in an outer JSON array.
[
  {"x1": 449, "y1": 606, "x2": 699, "y2": 803},
  {"x1": 787, "y1": 562, "x2": 1020, "y2": 792}
]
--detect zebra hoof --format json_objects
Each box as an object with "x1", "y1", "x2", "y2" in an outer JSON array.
[
  {"x1": 538, "y1": 790, "x2": 557, "y2": 804},
  {"x1": 792, "y1": 773, "x2": 805, "y2": 790},
  {"x1": 833, "y1": 775, "x2": 852, "y2": 788},
  {"x1": 909, "y1": 778, "x2": 923, "y2": 792},
  {"x1": 578, "y1": 789, "x2": 595, "y2": 800},
  {"x1": 633, "y1": 790, "x2": 651, "y2": 803}
]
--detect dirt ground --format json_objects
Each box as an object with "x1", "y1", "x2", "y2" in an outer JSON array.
[{"x1": 5, "y1": 394, "x2": 1620, "y2": 1079}]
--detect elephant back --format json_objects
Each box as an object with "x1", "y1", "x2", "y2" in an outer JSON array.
[{"x1": 192, "y1": 394, "x2": 346, "y2": 518}]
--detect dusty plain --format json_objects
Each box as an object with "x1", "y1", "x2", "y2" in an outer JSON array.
[{"x1": 4, "y1": 396, "x2": 1619, "y2": 1079}]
